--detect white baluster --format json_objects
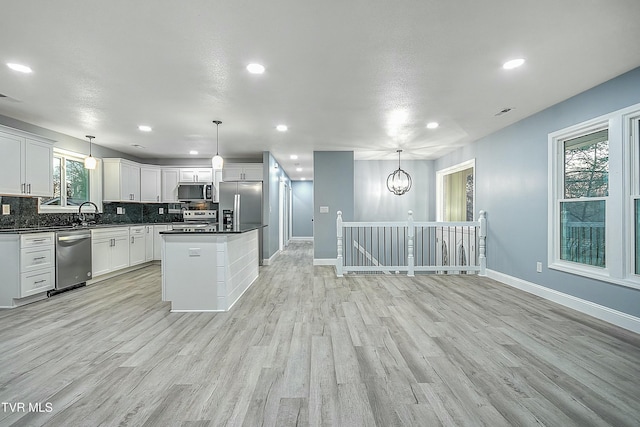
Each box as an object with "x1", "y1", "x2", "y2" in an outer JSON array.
[
  {"x1": 478, "y1": 210, "x2": 487, "y2": 276},
  {"x1": 407, "y1": 210, "x2": 415, "y2": 277},
  {"x1": 336, "y1": 210, "x2": 344, "y2": 277}
]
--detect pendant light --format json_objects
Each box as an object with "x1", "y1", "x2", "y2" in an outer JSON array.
[
  {"x1": 84, "y1": 135, "x2": 97, "y2": 170},
  {"x1": 386, "y1": 149, "x2": 412, "y2": 195},
  {"x1": 211, "y1": 120, "x2": 224, "y2": 169}
]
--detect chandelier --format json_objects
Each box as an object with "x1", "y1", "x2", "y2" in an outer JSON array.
[{"x1": 386, "y1": 149, "x2": 412, "y2": 195}]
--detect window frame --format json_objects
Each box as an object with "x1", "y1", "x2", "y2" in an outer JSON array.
[
  {"x1": 39, "y1": 149, "x2": 101, "y2": 213},
  {"x1": 548, "y1": 102, "x2": 640, "y2": 289},
  {"x1": 436, "y1": 159, "x2": 476, "y2": 222}
]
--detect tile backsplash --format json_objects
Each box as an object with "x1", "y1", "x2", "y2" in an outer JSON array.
[{"x1": 0, "y1": 196, "x2": 183, "y2": 229}]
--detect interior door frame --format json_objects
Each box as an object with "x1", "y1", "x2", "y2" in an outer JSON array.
[{"x1": 436, "y1": 159, "x2": 476, "y2": 221}]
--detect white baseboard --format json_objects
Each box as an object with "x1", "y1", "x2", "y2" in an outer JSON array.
[
  {"x1": 486, "y1": 269, "x2": 640, "y2": 334},
  {"x1": 314, "y1": 259, "x2": 336, "y2": 266},
  {"x1": 290, "y1": 237, "x2": 313, "y2": 242},
  {"x1": 263, "y1": 250, "x2": 280, "y2": 266}
]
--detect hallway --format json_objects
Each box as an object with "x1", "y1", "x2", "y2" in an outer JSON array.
[{"x1": 1, "y1": 241, "x2": 639, "y2": 426}]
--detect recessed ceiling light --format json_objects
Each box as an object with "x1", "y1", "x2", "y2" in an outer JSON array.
[
  {"x1": 276, "y1": 124, "x2": 288, "y2": 132},
  {"x1": 503, "y1": 58, "x2": 525, "y2": 70},
  {"x1": 426, "y1": 122, "x2": 439, "y2": 129},
  {"x1": 138, "y1": 125, "x2": 152, "y2": 132},
  {"x1": 189, "y1": 150, "x2": 198, "y2": 155},
  {"x1": 247, "y1": 63, "x2": 265, "y2": 74},
  {"x1": 7, "y1": 63, "x2": 32, "y2": 73},
  {"x1": 296, "y1": 167, "x2": 302, "y2": 172},
  {"x1": 290, "y1": 154, "x2": 298, "y2": 160}
]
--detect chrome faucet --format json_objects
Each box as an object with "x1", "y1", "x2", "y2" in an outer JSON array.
[{"x1": 78, "y1": 201, "x2": 99, "y2": 225}]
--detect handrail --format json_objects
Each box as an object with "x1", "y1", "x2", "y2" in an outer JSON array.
[{"x1": 337, "y1": 210, "x2": 486, "y2": 277}]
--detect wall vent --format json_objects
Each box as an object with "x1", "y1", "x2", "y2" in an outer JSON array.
[{"x1": 495, "y1": 107, "x2": 513, "y2": 116}]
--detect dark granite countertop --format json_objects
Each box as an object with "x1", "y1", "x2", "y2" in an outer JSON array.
[
  {"x1": 160, "y1": 224, "x2": 267, "y2": 235},
  {"x1": 0, "y1": 222, "x2": 176, "y2": 234}
]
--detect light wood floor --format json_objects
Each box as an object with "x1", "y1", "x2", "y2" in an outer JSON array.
[{"x1": 1, "y1": 241, "x2": 639, "y2": 426}]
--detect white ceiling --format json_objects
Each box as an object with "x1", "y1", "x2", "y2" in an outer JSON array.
[{"x1": 2, "y1": 1, "x2": 640, "y2": 180}]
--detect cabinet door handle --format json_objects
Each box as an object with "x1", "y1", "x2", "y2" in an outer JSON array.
[
  {"x1": 27, "y1": 183, "x2": 31, "y2": 194},
  {"x1": 34, "y1": 279, "x2": 47, "y2": 285},
  {"x1": 33, "y1": 256, "x2": 46, "y2": 261},
  {"x1": 131, "y1": 236, "x2": 134, "y2": 244},
  {"x1": 21, "y1": 183, "x2": 26, "y2": 193}
]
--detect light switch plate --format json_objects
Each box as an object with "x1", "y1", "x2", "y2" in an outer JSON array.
[
  {"x1": 188, "y1": 248, "x2": 201, "y2": 257},
  {"x1": 117, "y1": 207, "x2": 124, "y2": 215},
  {"x1": 2, "y1": 204, "x2": 9, "y2": 215},
  {"x1": 320, "y1": 206, "x2": 329, "y2": 213}
]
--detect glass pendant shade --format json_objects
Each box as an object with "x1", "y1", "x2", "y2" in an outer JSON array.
[
  {"x1": 212, "y1": 154, "x2": 224, "y2": 169},
  {"x1": 211, "y1": 120, "x2": 224, "y2": 169},
  {"x1": 84, "y1": 155, "x2": 97, "y2": 170},
  {"x1": 84, "y1": 135, "x2": 97, "y2": 170},
  {"x1": 386, "y1": 150, "x2": 412, "y2": 195}
]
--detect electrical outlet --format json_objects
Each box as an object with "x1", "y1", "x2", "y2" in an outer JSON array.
[
  {"x1": 159, "y1": 207, "x2": 164, "y2": 214},
  {"x1": 2, "y1": 204, "x2": 10, "y2": 215},
  {"x1": 117, "y1": 207, "x2": 124, "y2": 215},
  {"x1": 536, "y1": 262, "x2": 542, "y2": 273}
]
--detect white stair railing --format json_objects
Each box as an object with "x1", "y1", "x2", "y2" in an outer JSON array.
[{"x1": 336, "y1": 210, "x2": 486, "y2": 277}]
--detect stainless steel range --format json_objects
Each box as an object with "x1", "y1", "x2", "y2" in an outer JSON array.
[{"x1": 173, "y1": 210, "x2": 218, "y2": 230}]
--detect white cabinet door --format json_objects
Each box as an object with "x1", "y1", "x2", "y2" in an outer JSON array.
[
  {"x1": 124, "y1": 162, "x2": 141, "y2": 201},
  {"x1": 221, "y1": 166, "x2": 243, "y2": 181},
  {"x1": 129, "y1": 232, "x2": 146, "y2": 266},
  {"x1": 161, "y1": 168, "x2": 180, "y2": 202},
  {"x1": 241, "y1": 165, "x2": 263, "y2": 181},
  {"x1": 24, "y1": 139, "x2": 53, "y2": 197},
  {"x1": 222, "y1": 163, "x2": 263, "y2": 181},
  {"x1": 92, "y1": 238, "x2": 112, "y2": 277},
  {"x1": 0, "y1": 132, "x2": 24, "y2": 195},
  {"x1": 179, "y1": 168, "x2": 213, "y2": 183},
  {"x1": 145, "y1": 226, "x2": 154, "y2": 261},
  {"x1": 111, "y1": 236, "x2": 130, "y2": 271},
  {"x1": 153, "y1": 225, "x2": 168, "y2": 260},
  {"x1": 140, "y1": 167, "x2": 161, "y2": 202}
]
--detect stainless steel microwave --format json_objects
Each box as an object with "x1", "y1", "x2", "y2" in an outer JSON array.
[{"x1": 177, "y1": 182, "x2": 214, "y2": 202}]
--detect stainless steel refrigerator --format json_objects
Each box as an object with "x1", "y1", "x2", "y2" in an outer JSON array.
[{"x1": 218, "y1": 181, "x2": 263, "y2": 264}]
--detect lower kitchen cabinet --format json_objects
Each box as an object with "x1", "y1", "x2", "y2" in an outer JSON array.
[
  {"x1": 0, "y1": 232, "x2": 55, "y2": 307},
  {"x1": 129, "y1": 226, "x2": 146, "y2": 266},
  {"x1": 91, "y1": 227, "x2": 130, "y2": 277},
  {"x1": 145, "y1": 225, "x2": 154, "y2": 261},
  {"x1": 153, "y1": 224, "x2": 171, "y2": 260}
]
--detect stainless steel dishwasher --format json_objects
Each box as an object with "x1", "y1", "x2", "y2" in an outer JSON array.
[{"x1": 55, "y1": 229, "x2": 92, "y2": 291}]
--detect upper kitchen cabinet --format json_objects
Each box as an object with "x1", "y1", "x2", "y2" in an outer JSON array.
[
  {"x1": 103, "y1": 158, "x2": 141, "y2": 202},
  {"x1": 0, "y1": 127, "x2": 53, "y2": 197},
  {"x1": 161, "y1": 168, "x2": 180, "y2": 202},
  {"x1": 140, "y1": 166, "x2": 161, "y2": 202},
  {"x1": 222, "y1": 163, "x2": 263, "y2": 181},
  {"x1": 179, "y1": 168, "x2": 213, "y2": 183}
]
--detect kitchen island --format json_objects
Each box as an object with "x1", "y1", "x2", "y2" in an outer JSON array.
[{"x1": 160, "y1": 224, "x2": 265, "y2": 312}]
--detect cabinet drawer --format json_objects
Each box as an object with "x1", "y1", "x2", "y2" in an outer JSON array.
[
  {"x1": 130, "y1": 226, "x2": 145, "y2": 235},
  {"x1": 20, "y1": 232, "x2": 55, "y2": 248},
  {"x1": 20, "y1": 247, "x2": 54, "y2": 272},
  {"x1": 21, "y1": 269, "x2": 54, "y2": 297},
  {"x1": 91, "y1": 227, "x2": 129, "y2": 240}
]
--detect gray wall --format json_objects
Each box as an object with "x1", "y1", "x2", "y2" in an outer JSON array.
[
  {"x1": 355, "y1": 159, "x2": 435, "y2": 221},
  {"x1": 262, "y1": 151, "x2": 291, "y2": 261},
  {"x1": 435, "y1": 66, "x2": 640, "y2": 317},
  {"x1": 292, "y1": 181, "x2": 313, "y2": 238},
  {"x1": 313, "y1": 151, "x2": 354, "y2": 260}
]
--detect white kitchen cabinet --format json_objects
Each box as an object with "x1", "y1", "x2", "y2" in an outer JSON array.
[
  {"x1": 145, "y1": 225, "x2": 154, "y2": 261},
  {"x1": 0, "y1": 232, "x2": 55, "y2": 307},
  {"x1": 129, "y1": 226, "x2": 146, "y2": 266},
  {"x1": 103, "y1": 158, "x2": 141, "y2": 202},
  {"x1": 221, "y1": 163, "x2": 263, "y2": 181},
  {"x1": 140, "y1": 166, "x2": 161, "y2": 202},
  {"x1": 91, "y1": 227, "x2": 130, "y2": 277},
  {"x1": 153, "y1": 224, "x2": 172, "y2": 260},
  {"x1": 179, "y1": 168, "x2": 213, "y2": 183},
  {"x1": 161, "y1": 168, "x2": 180, "y2": 202},
  {"x1": 0, "y1": 127, "x2": 53, "y2": 197}
]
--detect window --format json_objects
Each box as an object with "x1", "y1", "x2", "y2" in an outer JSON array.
[
  {"x1": 560, "y1": 129, "x2": 608, "y2": 268},
  {"x1": 549, "y1": 102, "x2": 640, "y2": 288},
  {"x1": 40, "y1": 151, "x2": 90, "y2": 209}
]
